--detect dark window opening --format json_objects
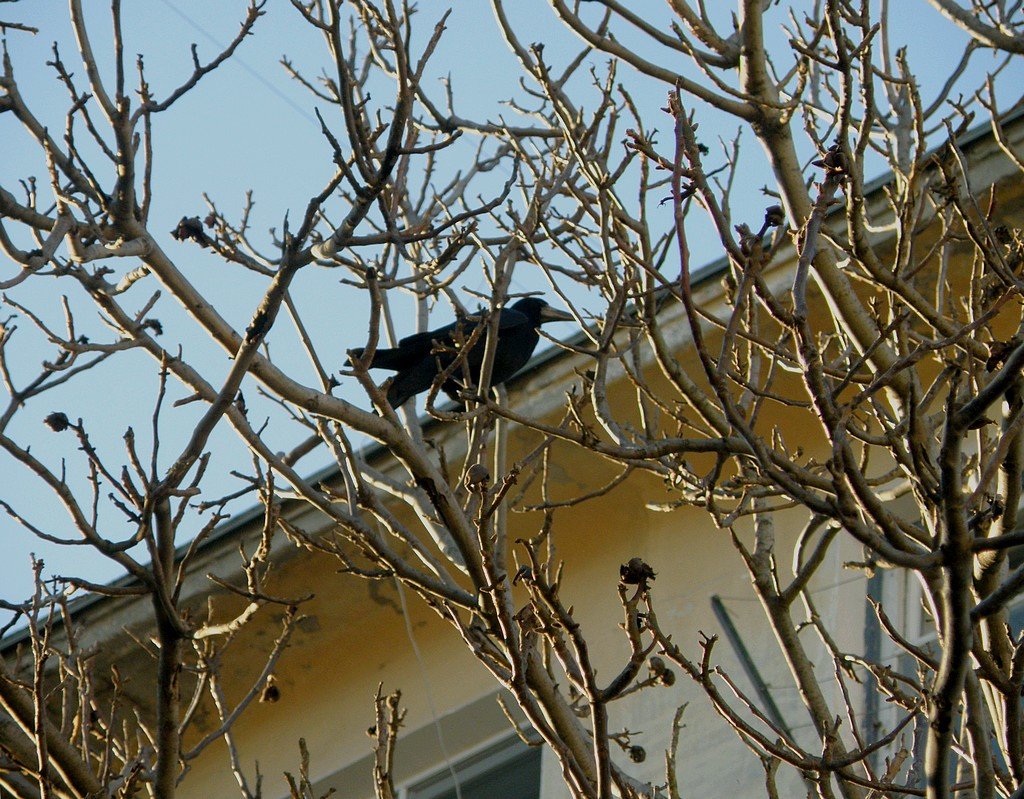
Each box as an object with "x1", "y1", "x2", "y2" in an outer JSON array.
[{"x1": 407, "y1": 736, "x2": 541, "y2": 799}]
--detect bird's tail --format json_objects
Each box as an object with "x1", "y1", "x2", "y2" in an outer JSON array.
[{"x1": 347, "y1": 346, "x2": 404, "y2": 371}]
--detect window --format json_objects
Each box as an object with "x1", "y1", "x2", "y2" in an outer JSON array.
[
  {"x1": 881, "y1": 556, "x2": 1024, "y2": 788},
  {"x1": 405, "y1": 735, "x2": 541, "y2": 799},
  {"x1": 902, "y1": 548, "x2": 1024, "y2": 653},
  {"x1": 299, "y1": 693, "x2": 540, "y2": 799}
]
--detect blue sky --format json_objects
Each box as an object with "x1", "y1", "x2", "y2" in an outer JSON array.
[{"x1": 1, "y1": 1, "x2": 1020, "y2": 609}]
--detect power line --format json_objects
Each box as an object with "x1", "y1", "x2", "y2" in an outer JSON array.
[{"x1": 155, "y1": 0, "x2": 319, "y2": 126}]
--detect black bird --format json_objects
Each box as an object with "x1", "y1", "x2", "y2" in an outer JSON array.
[{"x1": 350, "y1": 297, "x2": 573, "y2": 408}]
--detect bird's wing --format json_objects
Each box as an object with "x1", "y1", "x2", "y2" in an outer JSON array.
[
  {"x1": 396, "y1": 320, "x2": 461, "y2": 352},
  {"x1": 374, "y1": 309, "x2": 527, "y2": 371},
  {"x1": 368, "y1": 323, "x2": 457, "y2": 371},
  {"x1": 398, "y1": 308, "x2": 525, "y2": 349}
]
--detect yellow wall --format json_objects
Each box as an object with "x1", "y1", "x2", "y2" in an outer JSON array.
[{"x1": 172, "y1": 418, "x2": 869, "y2": 799}]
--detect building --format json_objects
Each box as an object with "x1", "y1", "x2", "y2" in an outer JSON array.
[{"x1": 3, "y1": 113, "x2": 1024, "y2": 799}]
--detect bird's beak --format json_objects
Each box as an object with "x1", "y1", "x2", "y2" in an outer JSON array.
[{"x1": 539, "y1": 305, "x2": 574, "y2": 323}]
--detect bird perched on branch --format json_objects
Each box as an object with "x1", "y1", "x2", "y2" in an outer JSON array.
[{"x1": 350, "y1": 297, "x2": 573, "y2": 408}]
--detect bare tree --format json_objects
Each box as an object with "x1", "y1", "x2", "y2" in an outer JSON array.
[{"x1": 3, "y1": 1, "x2": 1024, "y2": 799}]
